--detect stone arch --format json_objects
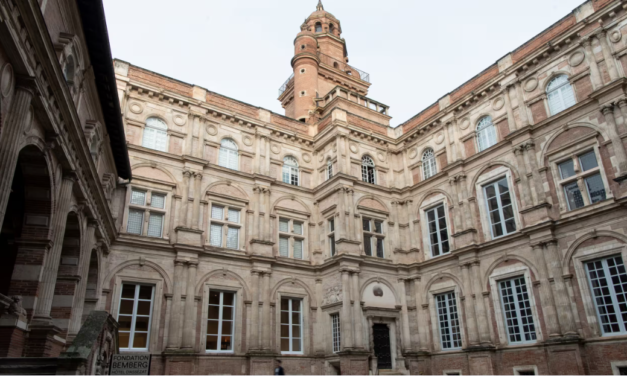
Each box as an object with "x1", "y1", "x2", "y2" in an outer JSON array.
[
  {"x1": 472, "y1": 113, "x2": 494, "y2": 128},
  {"x1": 468, "y1": 161, "x2": 521, "y2": 195},
  {"x1": 271, "y1": 277, "x2": 316, "y2": 306},
  {"x1": 356, "y1": 194, "x2": 389, "y2": 213},
  {"x1": 415, "y1": 189, "x2": 455, "y2": 212},
  {"x1": 542, "y1": 70, "x2": 573, "y2": 92},
  {"x1": 219, "y1": 136, "x2": 241, "y2": 150},
  {"x1": 141, "y1": 113, "x2": 170, "y2": 128},
  {"x1": 271, "y1": 195, "x2": 311, "y2": 215},
  {"x1": 104, "y1": 259, "x2": 173, "y2": 295},
  {"x1": 195, "y1": 268, "x2": 251, "y2": 300},
  {"x1": 203, "y1": 180, "x2": 249, "y2": 201},
  {"x1": 359, "y1": 276, "x2": 400, "y2": 305},
  {"x1": 422, "y1": 272, "x2": 465, "y2": 298},
  {"x1": 540, "y1": 123, "x2": 608, "y2": 163},
  {"x1": 82, "y1": 246, "x2": 102, "y2": 322},
  {"x1": 483, "y1": 253, "x2": 540, "y2": 291},
  {"x1": 562, "y1": 230, "x2": 627, "y2": 275},
  {"x1": 131, "y1": 162, "x2": 178, "y2": 184}
]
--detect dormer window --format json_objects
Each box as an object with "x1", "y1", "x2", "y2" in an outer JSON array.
[{"x1": 315, "y1": 23, "x2": 322, "y2": 33}]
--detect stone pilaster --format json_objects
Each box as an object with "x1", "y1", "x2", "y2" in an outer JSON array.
[
  {"x1": 181, "y1": 261, "x2": 198, "y2": 349},
  {"x1": 525, "y1": 141, "x2": 546, "y2": 204},
  {"x1": 340, "y1": 270, "x2": 353, "y2": 349},
  {"x1": 249, "y1": 270, "x2": 261, "y2": 350},
  {"x1": 596, "y1": 30, "x2": 619, "y2": 81},
  {"x1": 166, "y1": 260, "x2": 186, "y2": 350},
  {"x1": 471, "y1": 261, "x2": 491, "y2": 345},
  {"x1": 397, "y1": 278, "x2": 411, "y2": 352},
  {"x1": 582, "y1": 37, "x2": 603, "y2": 89},
  {"x1": 460, "y1": 264, "x2": 479, "y2": 346},
  {"x1": 180, "y1": 170, "x2": 192, "y2": 228},
  {"x1": 261, "y1": 272, "x2": 272, "y2": 350},
  {"x1": 601, "y1": 105, "x2": 627, "y2": 178},
  {"x1": 532, "y1": 243, "x2": 561, "y2": 337},
  {"x1": 351, "y1": 272, "x2": 363, "y2": 348},
  {"x1": 514, "y1": 79, "x2": 530, "y2": 128},
  {"x1": 191, "y1": 173, "x2": 203, "y2": 230},
  {"x1": 514, "y1": 145, "x2": 532, "y2": 208},
  {"x1": 544, "y1": 241, "x2": 578, "y2": 336}
]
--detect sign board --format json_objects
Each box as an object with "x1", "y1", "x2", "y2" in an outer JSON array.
[{"x1": 110, "y1": 354, "x2": 151, "y2": 375}]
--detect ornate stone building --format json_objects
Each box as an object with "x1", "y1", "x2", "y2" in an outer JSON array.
[{"x1": 3, "y1": 0, "x2": 627, "y2": 375}]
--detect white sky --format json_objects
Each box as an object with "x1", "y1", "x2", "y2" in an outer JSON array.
[{"x1": 103, "y1": 0, "x2": 583, "y2": 127}]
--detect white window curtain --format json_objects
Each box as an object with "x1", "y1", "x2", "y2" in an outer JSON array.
[
  {"x1": 547, "y1": 75, "x2": 576, "y2": 116},
  {"x1": 293, "y1": 240, "x2": 303, "y2": 260},
  {"x1": 422, "y1": 149, "x2": 437, "y2": 179},
  {"x1": 219, "y1": 139, "x2": 239, "y2": 170},
  {"x1": 476, "y1": 116, "x2": 497, "y2": 152},
  {"x1": 142, "y1": 117, "x2": 168, "y2": 152},
  {"x1": 226, "y1": 227, "x2": 239, "y2": 250},
  {"x1": 210, "y1": 224, "x2": 223, "y2": 247},
  {"x1": 279, "y1": 237, "x2": 289, "y2": 257}
]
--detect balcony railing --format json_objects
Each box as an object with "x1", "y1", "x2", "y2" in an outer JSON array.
[{"x1": 278, "y1": 53, "x2": 371, "y2": 97}]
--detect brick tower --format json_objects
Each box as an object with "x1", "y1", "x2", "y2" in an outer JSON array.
[{"x1": 279, "y1": 0, "x2": 372, "y2": 122}]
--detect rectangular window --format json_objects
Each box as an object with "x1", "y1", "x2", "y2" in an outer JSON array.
[
  {"x1": 563, "y1": 181, "x2": 585, "y2": 210},
  {"x1": 127, "y1": 209, "x2": 144, "y2": 235},
  {"x1": 436, "y1": 292, "x2": 462, "y2": 350},
  {"x1": 209, "y1": 204, "x2": 242, "y2": 250},
  {"x1": 210, "y1": 224, "x2": 223, "y2": 247},
  {"x1": 150, "y1": 193, "x2": 166, "y2": 209},
  {"x1": 278, "y1": 218, "x2": 305, "y2": 259},
  {"x1": 329, "y1": 219, "x2": 336, "y2": 257},
  {"x1": 131, "y1": 190, "x2": 146, "y2": 206},
  {"x1": 147, "y1": 213, "x2": 164, "y2": 238},
  {"x1": 484, "y1": 178, "x2": 516, "y2": 239},
  {"x1": 279, "y1": 218, "x2": 289, "y2": 233},
  {"x1": 331, "y1": 313, "x2": 341, "y2": 353},
  {"x1": 557, "y1": 151, "x2": 607, "y2": 211},
  {"x1": 228, "y1": 208, "x2": 240, "y2": 223},
  {"x1": 585, "y1": 255, "x2": 627, "y2": 335},
  {"x1": 211, "y1": 205, "x2": 224, "y2": 220},
  {"x1": 427, "y1": 205, "x2": 450, "y2": 257},
  {"x1": 226, "y1": 227, "x2": 239, "y2": 250},
  {"x1": 118, "y1": 284, "x2": 154, "y2": 351},
  {"x1": 362, "y1": 218, "x2": 385, "y2": 258},
  {"x1": 499, "y1": 277, "x2": 537, "y2": 344},
  {"x1": 206, "y1": 291, "x2": 235, "y2": 352},
  {"x1": 280, "y1": 298, "x2": 303, "y2": 354},
  {"x1": 293, "y1": 221, "x2": 303, "y2": 235}
]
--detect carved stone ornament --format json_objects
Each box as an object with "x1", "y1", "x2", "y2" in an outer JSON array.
[
  {"x1": 302, "y1": 153, "x2": 312, "y2": 163},
  {"x1": 492, "y1": 96, "x2": 505, "y2": 111},
  {"x1": 173, "y1": 114, "x2": 186, "y2": 126},
  {"x1": 524, "y1": 77, "x2": 538, "y2": 92},
  {"x1": 459, "y1": 118, "x2": 471, "y2": 130},
  {"x1": 373, "y1": 286, "x2": 384, "y2": 297},
  {"x1": 569, "y1": 50, "x2": 585, "y2": 67},
  {"x1": 321, "y1": 286, "x2": 343, "y2": 306},
  {"x1": 435, "y1": 131, "x2": 445, "y2": 145},
  {"x1": 349, "y1": 142, "x2": 359, "y2": 154},
  {"x1": 206, "y1": 124, "x2": 218, "y2": 136},
  {"x1": 243, "y1": 135, "x2": 253, "y2": 146},
  {"x1": 271, "y1": 143, "x2": 281, "y2": 154},
  {"x1": 0, "y1": 63, "x2": 13, "y2": 98},
  {"x1": 318, "y1": 154, "x2": 325, "y2": 163},
  {"x1": 377, "y1": 152, "x2": 385, "y2": 162},
  {"x1": 129, "y1": 101, "x2": 143, "y2": 114},
  {"x1": 609, "y1": 29, "x2": 622, "y2": 43},
  {"x1": 408, "y1": 148, "x2": 417, "y2": 159}
]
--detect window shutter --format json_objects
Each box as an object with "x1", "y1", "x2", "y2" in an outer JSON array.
[
  {"x1": 279, "y1": 219, "x2": 289, "y2": 233},
  {"x1": 293, "y1": 240, "x2": 303, "y2": 259},
  {"x1": 226, "y1": 227, "x2": 239, "y2": 249},
  {"x1": 279, "y1": 237, "x2": 289, "y2": 257},
  {"x1": 127, "y1": 210, "x2": 144, "y2": 235},
  {"x1": 211, "y1": 206, "x2": 224, "y2": 220},
  {"x1": 147, "y1": 213, "x2": 164, "y2": 238},
  {"x1": 228, "y1": 208, "x2": 240, "y2": 223},
  {"x1": 210, "y1": 224, "x2": 223, "y2": 247}
]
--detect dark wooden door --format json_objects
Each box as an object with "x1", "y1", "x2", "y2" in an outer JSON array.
[{"x1": 373, "y1": 324, "x2": 392, "y2": 370}]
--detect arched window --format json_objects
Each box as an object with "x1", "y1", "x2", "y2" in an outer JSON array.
[
  {"x1": 315, "y1": 23, "x2": 322, "y2": 33},
  {"x1": 361, "y1": 156, "x2": 376, "y2": 184},
  {"x1": 63, "y1": 55, "x2": 75, "y2": 83},
  {"x1": 142, "y1": 117, "x2": 168, "y2": 152},
  {"x1": 327, "y1": 159, "x2": 333, "y2": 180},
  {"x1": 476, "y1": 116, "x2": 497, "y2": 152},
  {"x1": 547, "y1": 75, "x2": 576, "y2": 116},
  {"x1": 422, "y1": 148, "x2": 437, "y2": 179},
  {"x1": 283, "y1": 156, "x2": 299, "y2": 186},
  {"x1": 219, "y1": 138, "x2": 239, "y2": 170},
  {"x1": 329, "y1": 23, "x2": 335, "y2": 34}
]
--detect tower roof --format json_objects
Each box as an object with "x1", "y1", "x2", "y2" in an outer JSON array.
[
  {"x1": 307, "y1": 0, "x2": 339, "y2": 23},
  {"x1": 316, "y1": 0, "x2": 324, "y2": 11}
]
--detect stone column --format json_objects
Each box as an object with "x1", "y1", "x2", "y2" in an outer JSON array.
[
  {"x1": 252, "y1": 187, "x2": 261, "y2": 241},
  {"x1": 390, "y1": 201, "x2": 400, "y2": 252},
  {"x1": 263, "y1": 189, "x2": 271, "y2": 242},
  {"x1": 191, "y1": 173, "x2": 203, "y2": 229},
  {"x1": 338, "y1": 188, "x2": 346, "y2": 241},
  {"x1": 582, "y1": 37, "x2": 603, "y2": 89},
  {"x1": 398, "y1": 278, "x2": 411, "y2": 352},
  {"x1": 601, "y1": 105, "x2": 627, "y2": 177},
  {"x1": 182, "y1": 261, "x2": 198, "y2": 349},
  {"x1": 532, "y1": 244, "x2": 560, "y2": 337},
  {"x1": 514, "y1": 80, "x2": 530, "y2": 128},
  {"x1": 513, "y1": 146, "x2": 532, "y2": 208},
  {"x1": 67, "y1": 220, "x2": 98, "y2": 337},
  {"x1": 180, "y1": 170, "x2": 192, "y2": 227},
  {"x1": 459, "y1": 175, "x2": 473, "y2": 230},
  {"x1": 249, "y1": 271, "x2": 260, "y2": 350},
  {"x1": 166, "y1": 260, "x2": 186, "y2": 349},
  {"x1": 347, "y1": 189, "x2": 355, "y2": 240},
  {"x1": 32, "y1": 171, "x2": 76, "y2": 323},
  {"x1": 261, "y1": 272, "x2": 272, "y2": 349},
  {"x1": 315, "y1": 278, "x2": 325, "y2": 353},
  {"x1": 184, "y1": 114, "x2": 194, "y2": 155},
  {"x1": 341, "y1": 270, "x2": 354, "y2": 349},
  {"x1": 253, "y1": 133, "x2": 260, "y2": 174},
  {"x1": 0, "y1": 82, "x2": 35, "y2": 231},
  {"x1": 195, "y1": 116, "x2": 205, "y2": 158},
  {"x1": 544, "y1": 241, "x2": 577, "y2": 336},
  {"x1": 597, "y1": 30, "x2": 619, "y2": 81},
  {"x1": 351, "y1": 272, "x2": 364, "y2": 348},
  {"x1": 449, "y1": 178, "x2": 463, "y2": 233},
  {"x1": 525, "y1": 142, "x2": 546, "y2": 204},
  {"x1": 264, "y1": 136, "x2": 271, "y2": 177},
  {"x1": 460, "y1": 264, "x2": 479, "y2": 346},
  {"x1": 471, "y1": 261, "x2": 491, "y2": 344}
]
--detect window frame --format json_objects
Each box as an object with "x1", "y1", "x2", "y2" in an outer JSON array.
[
  {"x1": 277, "y1": 217, "x2": 306, "y2": 260},
  {"x1": 498, "y1": 276, "x2": 538, "y2": 345},
  {"x1": 327, "y1": 159, "x2": 334, "y2": 181},
  {"x1": 208, "y1": 203, "x2": 243, "y2": 250},
  {"x1": 280, "y1": 297, "x2": 304, "y2": 355},
  {"x1": 422, "y1": 148, "x2": 437, "y2": 180},
  {"x1": 476, "y1": 116, "x2": 497, "y2": 152},
  {"x1": 425, "y1": 203, "x2": 451, "y2": 258},
  {"x1": 331, "y1": 312, "x2": 341, "y2": 353},
  {"x1": 125, "y1": 187, "x2": 168, "y2": 238},
  {"x1": 546, "y1": 74, "x2": 576, "y2": 116},
  {"x1": 142, "y1": 117, "x2": 169, "y2": 152},
  {"x1": 361, "y1": 155, "x2": 377, "y2": 184},
  {"x1": 205, "y1": 290, "x2": 237, "y2": 353},
  {"x1": 435, "y1": 291, "x2": 462, "y2": 350},
  {"x1": 328, "y1": 218, "x2": 336, "y2": 257},
  {"x1": 584, "y1": 254, "x2": 627, "y2": 336},
  {"x1": 482, "y1": 177, "x2": 517, "y2": 240},
  {"x1": 218, "y1": 138, "x2": 239, "y2": 171},
  {"x1": 282, "y1": 156, "x2": 300, "y2": 186},
  {"x1": 116, "y1": 283, "x2": 155, "y2": 352},
  {"x1": 362, "y1": 216, "x2": 385, "y2": 258}
]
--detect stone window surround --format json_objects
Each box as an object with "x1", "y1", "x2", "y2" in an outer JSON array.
[
  {"x1": 199, "y1": 282, "x2": 245, "y2": 354},
  {"x1": 205, "y1": 197, "x2": 246, "y2": 251},
  {"x1": 111, "y1": 275, "x2": 165, "y2": 353},
  {"x1": 475, "y1": 166, "x2": 522, "y2": 242},
  {"x1": 571, "y1": 242, "x2": 627, "y2": 338},
  {"x1": 611, "y1": 360, "x2": 627, "y2": 375},
  {"x1": 427, "y1": 280, "x2": 466, "y2": 353},
  {"x1": 547, "y1": 135, "x2": 613, "y2": 215},
  {"x1": 356, "y1": 207, "x2": 389, "y2": 259},
  {"x1": 489, "y1": 265, "x2": 543, "y2": 346},
  {"x1": 540, "y1": 71, "x2": 577, "y2": 119},
  {"x1": 361, "y1": 215, "x2": 386, "y2": 258},
  {"x1": 122, "y1": 183, "x2": 172, "y2": 240},
  {"x1": 276, "y1": 214, "x2": 308, "y2": 260},
  {"x1": 274, "y1": 291, "x2": 310, "y2": 355},
  {"x1": 140, "y1": 116, "x2": 170, "y2": 152},
  {"x1": 322, "y1": 304, "x2": 342, "y2": 355},
  {"x1": 513, "y1": 365, "x2": 539, "y2": 375},
  {"x1": 419, "y1": 193, "x2": 454, "y2": 261}
]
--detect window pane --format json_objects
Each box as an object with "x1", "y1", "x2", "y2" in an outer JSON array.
[
  {"x1": 228, "y1": 208, "x2": 240, "y2": 223},
  {"x1": 558, "y1": 159, "x2": 576, "y2": 179},
  {"x1": 221, "y1": 321, "x2": 233, "y2": 336},
  {"x1": 281, "y1": 338, "x2": 290, "y2": 351},
  {"x1": 564, "y1": 182, "x2": 584, "y2": 210},
  {"x1": 376, "y1": 238, "x2": 384, "y2": 258},
  {"x1": 211, "y1": 205, "x2": 224, "y2": 220},
  {"x1": 131, "y1": 190, "x2": 146, "y2": 205},
  {"x1": 586, "y1": 256, "x2": 627, "y2": 334},
  {"x1": 279, "y1": 218, "x2": 289, "y2": 233},
  {"x1": 206, "y1": 336, "x2": 218, "y2": 351},
  {"x1": 332, "y1": 313, "x2": 341, "y2": 353},
  {"x1": 139, "y1": 285, "x2": 152, "y2": 300},
  {"x1": 329, "y1": 234, "x2": 336, "y2": 256},
  {"x1": 208, "y1": 305, "x2": 220, "y2": 320},
  {"x1": 294, "y1": 240, "x2": 303, "y2": 259},
  {"x1": 585, "y1": 174, "x2": 606, "y2": 204},
  {"x1": 293, "y1": 222, "x2": 303, "y2": 235},
  {"x1": 147, "y1": 213, "x2": 163, "y2": 238},
  {"x1": 221, "y1": 336, "x2": 232, "y2": 350},
  {"x1": 210, "y1": 224, "x2": 223, "y2": 247},
  {"x1": 150, "y1": 193, "x2": 165, "y2": 209},
  {"x1": 209, "y1": 291, "x2": 220, "y2": 305},
  {"x1": 135, "y1": 316, "x2": 150, "y2": 331},
  {"x1": 374, "y1": 221, "x2": 383, "y2": 234},
  {"x1": 364, "y1": 234, "x2": 372, "y2": 256},
  {"x1": 207, "y1": 321, "x2": 219, "y2": 335},
  {"x1": 226, "y1": 227, "x2": 239, "y2": 250},
  {"x1": 119, "y1": 315, "x2": 132, "y2": 330},
  {"x1": 329, "y1": 219, "x2": 335, "y2": 232},
  {"x1": 119, "y1": 332, "x2": 130, "y2": 349},
  {"x1": 579, "y1": 151, "x2": 598, "y2": 171},
  {"x1": 362, "y1": 218, "x2": 370, "y2": 231},
  {"x1": 127, "y1": 210, "x2": 144, "y2": 235},
  {"x1": 122, "y1": 284, "x2": 136, "y2": 299},
  {"x1": 223, "y1": 292, "x2": 235, "y2": 306},
  {"x1": 136, "y1": 300, "x2": 151, "y2": 315},
  {"x1": 120, "y1": 300, "x2": 134, "y2": 315},
  {"x1": 279, "y1": 237, "x2": 289, "y2": 257}
]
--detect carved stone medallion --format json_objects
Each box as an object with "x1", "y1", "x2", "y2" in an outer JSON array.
[{"x1": 569, "y1": 50, "x2": 585, "y2": 67}]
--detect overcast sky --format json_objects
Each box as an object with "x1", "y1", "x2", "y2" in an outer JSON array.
[{"x1": 103, "y1": 0, "x2": 583, "y2": 127}]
